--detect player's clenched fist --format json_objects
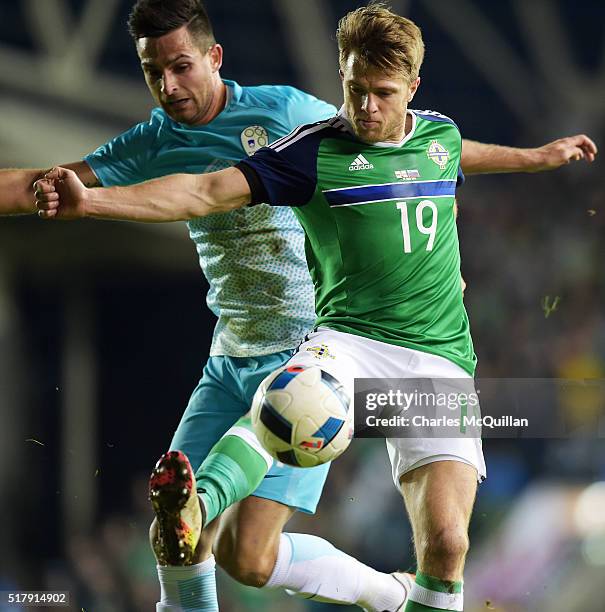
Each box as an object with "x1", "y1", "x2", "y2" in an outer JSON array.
[{"x1": 35, "y1": 167, "x2": 88, "y2": 220}]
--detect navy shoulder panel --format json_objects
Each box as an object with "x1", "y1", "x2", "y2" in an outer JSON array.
[
  {"x1": 412, "y1": 109, "x2": 459, "y2": 129},
  {"x1": 238, "y1": 117, "x2": 347, "y2": 207}
]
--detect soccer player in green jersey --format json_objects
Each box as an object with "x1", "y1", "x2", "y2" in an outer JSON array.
[{"x1": 32, "y1": 3, "x2": 598, "y2": 611}]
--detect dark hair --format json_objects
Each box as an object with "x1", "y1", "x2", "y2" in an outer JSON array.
[{"x1": 128, "y1": 0, "x2": 215, "y2": 45}]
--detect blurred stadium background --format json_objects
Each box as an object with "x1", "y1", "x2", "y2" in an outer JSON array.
[{"x1": 1, "y1": 1, "x2": 604, "y2": 610}]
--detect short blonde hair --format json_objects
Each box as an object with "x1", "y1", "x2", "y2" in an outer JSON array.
[{"x1": 336, "y1": 2, "x2": 425, "y2": 83}]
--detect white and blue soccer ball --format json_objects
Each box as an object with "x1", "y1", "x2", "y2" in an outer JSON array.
[{"x1": 251, "y1": 365, "x2": 353, "y2": 468}]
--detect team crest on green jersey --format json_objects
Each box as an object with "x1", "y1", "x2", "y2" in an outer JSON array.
[
  {"x1": 306, "y1": 344, "x2": 336, "y2": 360},
  {"x1": 241, "y1": 125, "x2": 269, "y2": 156},
  {"x1": 426, "y1": 140, "x2": 450, "y2": 170}
]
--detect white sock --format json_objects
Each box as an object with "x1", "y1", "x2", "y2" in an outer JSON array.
[
  {"x1": 265, "y1": 533, "x2": 406, "y2": 611},
  {"x1": 156, "y1": 556, "x2": 218, "y2": 612}
]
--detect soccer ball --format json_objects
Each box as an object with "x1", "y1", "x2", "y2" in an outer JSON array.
[{"x1": 251, "y1": 365, "x2": 353, "y2": 467}]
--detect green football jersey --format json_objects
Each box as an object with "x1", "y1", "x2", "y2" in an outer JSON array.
[{"x1": 237, "y1": 109, "x2": 476, "y2": 375}]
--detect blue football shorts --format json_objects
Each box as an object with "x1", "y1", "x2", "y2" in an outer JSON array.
[{"x1": 169, "y1": 350, "x2": 330, "y2": 514}]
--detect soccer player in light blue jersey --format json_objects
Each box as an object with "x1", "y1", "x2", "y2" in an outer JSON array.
[{"x1": 10, "y1": 0, "x2": 599, "y2": 610}]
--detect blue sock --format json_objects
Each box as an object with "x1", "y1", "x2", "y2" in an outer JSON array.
[{"x1": 156, "y1": 556, "x2": 218, "y2": 611}]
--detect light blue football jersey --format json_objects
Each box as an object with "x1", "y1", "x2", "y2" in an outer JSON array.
[{"x1": 85, "y1": 80, "x2": 336, "y2": 356}]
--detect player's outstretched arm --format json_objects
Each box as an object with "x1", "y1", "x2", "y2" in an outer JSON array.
[
  {"x1": 460, "y1": 135, "x2": 598, "y2": 175},
  {"x1": 0, "y1": 162, "x2": 99, "y2": 215},
  {"x1": 35, "y1": 166, "x2": 251, "y2": 222}
]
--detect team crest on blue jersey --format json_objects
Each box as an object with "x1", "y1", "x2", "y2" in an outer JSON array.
[
  {"x1": 241, "y1": 125, "x2": 269, "y2": 156},
  {"x1": 427, "y1": 140, "x2": 450, "y2": 170}
]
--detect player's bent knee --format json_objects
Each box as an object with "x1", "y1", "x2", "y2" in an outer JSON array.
[
  {"x1": 422, "y1": 528, "x2": 469, "y2": 563},
  {"x1": 227, "y1": 558, "x2": 275, "y2": 588},
  {"x1": 215, "y1": 532, "x2": 276, "y2": 588},
  {"x1": 216, "y1": 550, "x2": 276, "y2": 587}
]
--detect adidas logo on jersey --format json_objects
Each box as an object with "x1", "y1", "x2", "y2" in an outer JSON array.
[{"x1": 349, "y1": 154, "x2": 374, "y2": 171}]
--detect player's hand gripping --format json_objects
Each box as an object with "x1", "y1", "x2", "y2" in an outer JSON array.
[
  {"x1": 532, "y1": 134, "x2": 598, "y2": 171},
  {"x1": 35, "y1": 167, "x2": 88, "y2": 220}
]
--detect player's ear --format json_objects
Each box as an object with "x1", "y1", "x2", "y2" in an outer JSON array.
[
  {"x1": 339, "y1": 69, "x2": 344, "y2": 81},
  {"x1": 208, "y1": 43, "x2": 223, "y2": 72},
  {"x1": 408, "y1": 77, "x2": 420, "y2": 101}
]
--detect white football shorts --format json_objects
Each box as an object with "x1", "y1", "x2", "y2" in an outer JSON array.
[{"x1": 285, "y1": 328, "x2": 486, "y2": 489}]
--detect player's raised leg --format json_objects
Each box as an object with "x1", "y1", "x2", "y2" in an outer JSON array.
[
  {"x1": 400, "y1": 461, "x2": 477, "y2": 612},
  {"x1": 149, "y1": 409, "x2": 413, "y2": 611}
]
